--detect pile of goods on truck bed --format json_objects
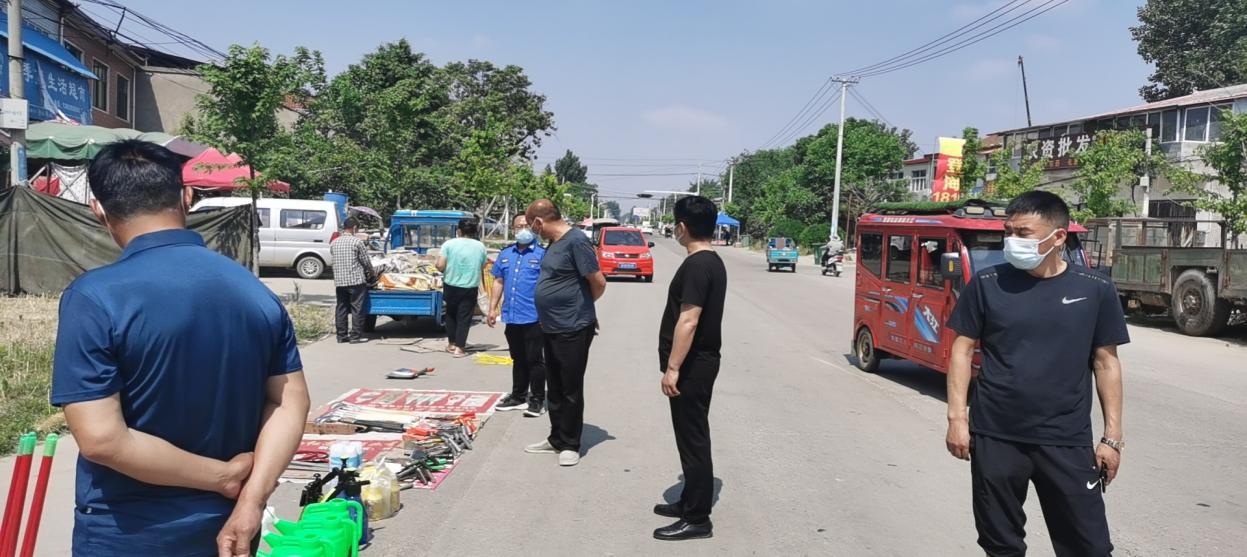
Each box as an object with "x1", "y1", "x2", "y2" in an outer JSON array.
[{"x1": 370, "y1": 251, "x2": 444, "y2": 291}]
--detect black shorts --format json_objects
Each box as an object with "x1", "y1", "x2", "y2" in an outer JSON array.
[{"x1": 970, "y1": 434, "x2": 1112, "y2": 557}]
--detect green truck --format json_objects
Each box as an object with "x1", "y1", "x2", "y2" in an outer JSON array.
[{"x1": 1084, "y1": 218, "x2": 1247, "y2": 336}]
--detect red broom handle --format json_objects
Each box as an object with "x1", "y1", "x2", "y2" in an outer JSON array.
[
  {"x1": 1, "y1": 434, "x2": 36, "y2": 557},
  {"x1": 18, "y1": 435, "x2": 57, "y2": 557}
]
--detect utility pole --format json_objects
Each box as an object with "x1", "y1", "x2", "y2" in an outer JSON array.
[
  {"x1": 727, "y1": 160, "x2": 735, "y2": 205},
  {"x1": 829, "y1": 75, "x2": 858, "y2": 242},
  {"x1": 696, "y1": 163, "x2": 702, "y2": 196},
  {"x1": 8, "y1": 0, "x2": 25, "y2": 187},
  {"x1": 1018, "y1": 55, "x2": 1033, "y2": 127},
  {"x1": 1139, "y1": 127, "x2": 1152, "y2": 217},
  {"x1": 590, "y1": 192, "x2": 596, "y2": 220}
]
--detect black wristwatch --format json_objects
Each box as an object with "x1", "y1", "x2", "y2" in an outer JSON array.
[{"x1": 1100, "y1": 437, "x2": 1125, "y2": 452}]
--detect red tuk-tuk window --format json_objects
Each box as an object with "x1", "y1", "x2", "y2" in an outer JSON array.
[
  {"x1": 885, "y1": 235, "x2": 913, "y2": 284},
  {"x1": 858, "y1": 233, "x2": 883, "y2": 277},
  {"x1": 918, "y1": 237, "x2": 948, "y2": 289}
]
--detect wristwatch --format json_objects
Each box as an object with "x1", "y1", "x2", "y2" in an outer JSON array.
[{"x1": 1100, "y1": 437, "x2": 1125, "y2": 452}]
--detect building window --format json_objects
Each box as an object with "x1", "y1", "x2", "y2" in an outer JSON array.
[
  {"x1": 1209, "y1": 105, "x2": 1231, "y2": 142},
  {"x1": 887, "y1": 170, "x2": 904, "y2": 181},
  {"x1": 1148, "y1": 200, "x2": 1195, "y2": 219},
  {"x1": 1161, "y1": 109, "x2": 1179, "y2": 143},
  {"x1": 910, "y1": 169, "x2": 928, "y2": 193},
  {"x1": 63, "y1": 42, "x2": 83, "y2": 63},
  {"x1": 115, "y1": 75, "x2": 131, "y2": 121},
  {"x1": 91, "y1": 60, "x2": 108, "y2": 111},
  {"x1": 1185, "y1": 106, "x2": 1210, "y2": 142}
]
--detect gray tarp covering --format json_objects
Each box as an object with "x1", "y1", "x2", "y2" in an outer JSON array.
[{"x1": 1, "y1": 186, "x2": 254, "y2": 295}]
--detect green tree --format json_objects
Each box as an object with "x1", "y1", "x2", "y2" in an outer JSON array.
[
  {"x1": 1131, "y1": 0, "x2": 1247, "y2": 101},
  {"x1": 960, "y1": 127, "x2": 987, "y2": 193},
  {"x1": 554, "y1": 150, "x2": 588, "y2": 184},
  {"x1": 185, "y1": 44, "x2": 325, "y2": 267},
  {"x1": 602, "y1": 200, "x2": 622, "y2": 220},
  {"x1": 1175, "y1": 108, "x2": 1247, "y2": 246},
  {"x1": 989, "y1": 151, "x2": 1048, "y2": 200},
  {"x1": 1070, "y1": 129, "x2": 1174, "y2": 222}
]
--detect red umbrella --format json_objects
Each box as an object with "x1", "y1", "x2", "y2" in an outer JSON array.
[{"x1": 182, "y1": 148, "x2": 290, "y2": 193}]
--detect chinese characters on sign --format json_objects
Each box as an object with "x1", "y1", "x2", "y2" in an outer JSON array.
[
  {"x1": 931, "y1": 137, "x2": 966, "y2": 203},
  {"x1": 1024, "y1": 131, "x2": 1093, "y2": 170}
]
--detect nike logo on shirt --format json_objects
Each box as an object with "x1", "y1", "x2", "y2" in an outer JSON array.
[{"x1": 1062, "y1": 297, "x2": 1088, "y2": 305}]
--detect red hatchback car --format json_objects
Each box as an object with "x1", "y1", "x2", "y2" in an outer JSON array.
[{"x1": 595, "y1": 227, "x2": 655, "y2": 282}]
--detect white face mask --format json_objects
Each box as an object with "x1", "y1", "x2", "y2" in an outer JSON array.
[{"x1": 1003, "y1": 229, "x2": 1060, "y2": 270}]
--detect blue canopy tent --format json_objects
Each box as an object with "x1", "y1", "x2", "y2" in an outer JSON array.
[{"x1": 715, "y1": 213, "x2": 740, "y2": 245}]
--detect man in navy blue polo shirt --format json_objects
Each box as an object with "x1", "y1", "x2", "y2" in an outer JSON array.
[
  {"x1": 51, "y1": 140, "x2": 310, "y2": 557},
  {"x1": 488, "y1": 214, "x2": 548, "y2": 417},
  {"x1": 945, "y1": 191, "x2": 1128, "y2": 557}
]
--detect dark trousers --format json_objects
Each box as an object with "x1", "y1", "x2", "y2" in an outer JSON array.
[
  {"x1": 504, "y1": 323, "x2": 546, "y2": 403},
  {"x1": 669, "y1": 359, "x2": 719, "y2": 524},
  {"x1": 971, "y1": 434, "x2": 1112, "y2": 557},
  {"x1": 543, "y1": 324, "x2": 595, "y2": 452},
  {"x1": 334, "y1": 284, "x2": 369, "y2": 341},
  {"x1": 443, "y1": 285, "x2": 477, "y2": 348}
]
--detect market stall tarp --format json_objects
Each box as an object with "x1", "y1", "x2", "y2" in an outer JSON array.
[
  {"x1": 183, "y1": 148, "x2": 291, "y2": 193},
  {"x1": 25, "y1": 122, "x2": 211, "y2": 160},
  {"x1": 1, "y1": 186, "x2": 254, "y2": 295},
  {"x1": 716, "y1": 213, "x2": 740, "y2": 226}
]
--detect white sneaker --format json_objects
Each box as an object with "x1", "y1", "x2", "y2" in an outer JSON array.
[
  {"x1": 525, "y1": 440, "x2": 557, "y2": 454},
  {"x1": 558, "y1": 450, "x2": 580, "y2": 467}
]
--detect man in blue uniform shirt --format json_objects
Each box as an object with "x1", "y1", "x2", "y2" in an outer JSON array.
[
  {"x1": 945, "y1": 191, "x2": 1128, "y2": 557},
  {"x1": 488, "y1": 214, "x2": 548, "y2": 417},
  {"x1": 51, "y1": 140, "x2": 310, "y2": 557}
]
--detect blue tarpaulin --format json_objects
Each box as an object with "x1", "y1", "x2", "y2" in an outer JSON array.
[
  {"x1": 0, "y1": 12, "x2": 95, "y2": 124},
  {"x1": 716, "y1": 213, "x2": 740, "y2": 226}
]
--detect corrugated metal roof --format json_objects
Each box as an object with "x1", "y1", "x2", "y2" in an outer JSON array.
[{"x1": 993, "y1": 83, "x2": 1247, "y2": 135}]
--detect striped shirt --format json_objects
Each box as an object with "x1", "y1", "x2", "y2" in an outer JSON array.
[{"x1": 330, "y1": 235, "x2": 374, "y2": 287}]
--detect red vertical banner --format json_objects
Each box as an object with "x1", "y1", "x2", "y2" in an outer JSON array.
[{"x1": 931, "y1": 137, "x2": 965, "y2": 203}]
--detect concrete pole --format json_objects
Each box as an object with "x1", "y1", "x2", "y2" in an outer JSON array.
[
  {"x1": 728, "y1": 161, "x2": 735, "y2": 204},
  {"x1": 696, "y1": 163, "x2": 702, "y2": 196},
  {"x1": 830, "y1": 77, "x2": 854, "y2": 241},
  {"x1": 1139, "y1": 127, "x2": 1152, "y2": 217},
  {"x1": 8, "y1": 0, "x2": 25, "y2": 187}
]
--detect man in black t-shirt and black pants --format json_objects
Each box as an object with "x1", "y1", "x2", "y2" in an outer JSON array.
[
  {"x1": 653, "y1": 196, "x2": 728, "y2": 541},
  {"x1": 946, "y1": 191, "x2": 1128, "y2": 557}
]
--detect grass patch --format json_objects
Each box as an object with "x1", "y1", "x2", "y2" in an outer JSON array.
[
  {"x1": 0, "y1": 295, "x2": 329, "y2": 454},
  {"x1": 0, "y1": 296, "x2": 61, "y2": 454}
]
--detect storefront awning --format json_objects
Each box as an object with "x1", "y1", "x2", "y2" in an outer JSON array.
[{"x1": 0, "y1": 13, "x2": 96, "y2": 79}]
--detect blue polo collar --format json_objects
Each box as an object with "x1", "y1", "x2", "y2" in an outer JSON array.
[{"x1": 119, "y1": 229, "x2": 206, "y2": 261}]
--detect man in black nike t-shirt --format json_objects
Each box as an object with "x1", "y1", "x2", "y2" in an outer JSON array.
[
  {"x1": 946, "y1": 191, "x2": 1129, "y2": 557},
  {"x1": 652, "y1": 195, "x2": 727, "y2": 542}
]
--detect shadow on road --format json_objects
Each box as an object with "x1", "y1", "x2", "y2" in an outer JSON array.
[
  {"x1": 661, "y1": 476, "x2": 723, "y2": 507},
  {"x1": 582, "y1": 423, "x2": 616, "y2": 456},
  {"x1": 840, "y1": 353, "x2": 948, "y2": 403},
  {"x1": 1126, "y1": 315, "x2": 1247, "y2": 347}
]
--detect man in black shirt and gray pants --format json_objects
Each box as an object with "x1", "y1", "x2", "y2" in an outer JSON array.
[
  {"x1": 524, "y1": 199, "x2": 607, "y2": 467},
  {"x1": 946, "y1": 191, "x2": 1128, "y2": 557},
  {"x1": 653, "y1": 196, "x2": 727, "y2": 541}
]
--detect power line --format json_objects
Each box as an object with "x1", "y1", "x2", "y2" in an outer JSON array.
[
  {"x1": 756, "y1": 77, "x2": 834, "y2": 151},
  {"x1": 849, "y1": 87, "x2": 892, "y2": 128},
  {"x1": 843, "y1": 0, "x2": 1033, "y2": 76},
  {"x1": 770, "y1": 89, "x2": 843, "y2": 148},
  {"x1": 587, "y1": 172, "x2": 702, "y2": 177},
  {"x1": 856, "y1": 0, "x2": 1070, "y2": 78}
]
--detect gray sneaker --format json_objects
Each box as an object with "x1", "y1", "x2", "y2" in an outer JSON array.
[
  {"x1": 525, "y1": 440, "x2": 557, "y2": 454},
  {"x1": 558, "y1": 450, "x2": 580, "y2": 466}
]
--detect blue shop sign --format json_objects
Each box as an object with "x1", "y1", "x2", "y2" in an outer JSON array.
[{"x1": 0, "y1": 13, "x2": 96, "y2": 125}]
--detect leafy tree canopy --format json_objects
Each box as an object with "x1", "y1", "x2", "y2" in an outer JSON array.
[{"x1": 1131, "y1": 0, "x2": 1247, "y2": 101}]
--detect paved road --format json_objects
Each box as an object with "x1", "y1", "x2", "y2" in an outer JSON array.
[{"x1": 6, "y1": 238, "x2": 1245, "y2": 555}]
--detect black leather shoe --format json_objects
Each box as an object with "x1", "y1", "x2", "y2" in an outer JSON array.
[
  {"x1": 653, "y1": 519, "x2": 713, "y2": 541},
  {"x1": 653, "y1": 503, "x2": 681, "y2": 518}
]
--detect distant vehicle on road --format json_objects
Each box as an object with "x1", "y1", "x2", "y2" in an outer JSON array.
[
  {"x1": 1083, "y1": 217, "x2": 1246, "y2": 336},
  {"x1": 851, "y1": 200, "x2": 1089, "y2": 374},
  {"x1": 640, "y1": 225, "x2": 655, "y2": 235},
  {"x1": 595, "y1": 226, "x2": 654, "y2": 282},
  {"x1": 192, "y1": 197, "x2": 340, "y2": 279},
  {"x1": 766, "y1": 237, "x2": 799, "y2": 272}
]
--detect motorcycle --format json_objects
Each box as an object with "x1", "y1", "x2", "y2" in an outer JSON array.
[{"x1": 821, "y1": 249, "x2": 844, "y2": 277}]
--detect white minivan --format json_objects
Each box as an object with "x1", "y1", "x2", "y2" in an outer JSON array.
[{"x1": 192, "y1": 198, "x2": 341, "y2": 279}]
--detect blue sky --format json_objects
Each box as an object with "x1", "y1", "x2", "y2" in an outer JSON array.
[{"x1": 112, "y1": 0, "x2": 1150, "y2": 213}]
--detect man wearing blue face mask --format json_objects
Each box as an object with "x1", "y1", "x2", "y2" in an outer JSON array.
[
  {"x1": 488, "y1": 214, "x2": 548, "y2": 417},
  {"x1": 945, "y1": 191, "x2": 1128, "y2": 557}
]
